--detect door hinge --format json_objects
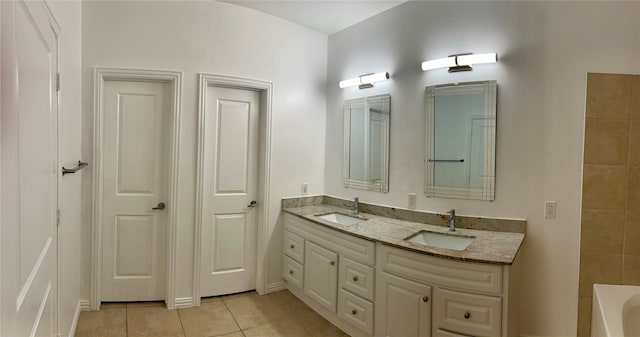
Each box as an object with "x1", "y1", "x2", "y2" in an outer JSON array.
[
  {"x1": 56, "y1": 72, "x2": 61, "y2": 91},
  {"x1": 56, "y1": 209, "x2": 61, "y2": 226}
]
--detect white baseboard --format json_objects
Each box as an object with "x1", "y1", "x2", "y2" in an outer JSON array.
[
  {"x1": 174, "y1": 297, "x2": 193, "y2": 309},
  {"x1": 68, "y1": 300, "x2": 82, "y2": 337},
  {"x1": 265, "y1": 281, "x2": 286, "y2": 294},
  {"x1": 79, "y1": 300, "x2": 90, "y2": 312}
]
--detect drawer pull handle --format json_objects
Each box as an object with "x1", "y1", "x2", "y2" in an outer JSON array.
[
  {"x1": 464, "y1": 312, "x2": 471, "y2": 319},
  {"x1": 289, "y1": 270, "x2": 294, "y2": 275},
  {"x1": 422, "y1": 296, "x2": 429, "y2": 302},
  {"x1": 330, "y1": 261, "x2": 335, "y2": 266},
  {"x1": 352, "y1": 276, "x2": 358, "y2": 282},
  {"x1": 290, "y1": 244, "x2": 295, "y2": 249},
  {"x1": 351, "y1": 309, "x2": 357, "y2": 315}
]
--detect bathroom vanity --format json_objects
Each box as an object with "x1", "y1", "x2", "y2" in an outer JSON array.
[{"x1": 281, "y1": 197, "x2": 525, "y2": 337}]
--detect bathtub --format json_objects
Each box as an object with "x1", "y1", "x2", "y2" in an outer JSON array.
[{"x1": 592, "y1": 284, "x2": 640, "y2": 337}]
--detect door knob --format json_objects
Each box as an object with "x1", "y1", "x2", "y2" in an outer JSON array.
[
  {"x1": 247, "y1": 200, "x2": 257, "y2": 208},
  {"x1": 152, "y1": 202, "x2": 166, "y2": 210}
]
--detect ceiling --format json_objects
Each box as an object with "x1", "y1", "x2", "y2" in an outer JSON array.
[{"x1": 220, "y1": 0, "x2": 408, "y2": 35}]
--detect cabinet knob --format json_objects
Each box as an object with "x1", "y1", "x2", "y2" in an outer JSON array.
[
  {"x1": 289, "y1": 270, "x2": 294, "y2": 275},
  {"x1": 330, "y1": 261, "x2": 335, "y2": 266},
  {"x1": 422, "y1": 296, "x2": 429, "y2": 302},
  {"x1": 351, "y1": 309, "x2": 357, "y2": 315},
  {"x1": 290, "y1": 244, "x2": 295, "y2": 249},
  {"x1": 464, "y1": 312, "x2": 471, "y2": 319},
  {"x1": 352, "y1": 276, "x2": 358, "y2": 282}
]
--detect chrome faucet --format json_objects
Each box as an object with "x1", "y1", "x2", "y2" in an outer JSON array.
[
  {"x1": 344, "y1": 197, "x2": 360, "y2": 216},
  {"x1": 446, "y1": 209, "x2": 456, "y2": 232}
]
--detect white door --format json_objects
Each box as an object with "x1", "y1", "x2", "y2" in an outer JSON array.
[
  {"x1": 101, "y1": 80, "x2": 170, "y2": 301},
  {"x1": 200, "y1": 86, "x2": 259, "y2": 297},
  {"x1": 304, "y1": 241, "x2": 338, "y2": 313},
  {"x1": 375, "y1": 271, "x2": 432, "y2": 337},
  {"x1": 1, "y1": 1, "x2": 59, "y2": 335}
]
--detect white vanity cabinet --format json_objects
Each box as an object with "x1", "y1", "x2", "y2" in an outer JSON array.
[
  {"x1": 304, "y1": 241, "x2": 338, "y2": 312},
  {"x1": 375, "y1": 271, "x2": 432, "y2": 337},
  {"x1": 376, "y1": 243, "x2": 513, "y2": 337},
  {"x1": 283, "y1": 212, "x2": 518, "y2": 337},
  {"x1": 283, "y1": 213, "x2": 376, "y2": 337},
  {"x1": 283, "y1": 230, "x2": 305, "y2": 289}
]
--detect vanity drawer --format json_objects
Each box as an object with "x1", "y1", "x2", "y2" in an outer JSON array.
[
  {"x1": 283, "y1": 255, "x2": 304, "y2": 289},
  {"x1": 433, "y1": 288, "x2": 502, "y2": 337},
  {"x1": 284, "y1": 230, "x2": 304, "y2": 263},
  {"x1": 377, "y1": 244, "x2": 503, "y2": 295},
  {"x1": 339, "y1": 256, "x2": 374, "y2": 301},
  {"x1": 337, "y1": 289, "x2": 374, "y2": 335},
  {"x1": 285, "y1": 213, "x2": 375, "y2": 265}
]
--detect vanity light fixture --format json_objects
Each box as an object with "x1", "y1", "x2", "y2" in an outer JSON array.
[
  {"x1": 339, "y1": 72, "x2": 390, "y2": 89},
  {"x1": 421, "y1": 53, "x2": 498, "y2": 73}
]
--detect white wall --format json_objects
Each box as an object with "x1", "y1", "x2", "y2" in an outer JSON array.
[
  {"x1": 325, "y1": 2, "x2": 640, "y2": 336},
  {"x1": 81, "y1": 1, "x2": 327, "y2": 301},
  {"x1": 48, "y1": 1, "x2": 83, "y2": 336}
]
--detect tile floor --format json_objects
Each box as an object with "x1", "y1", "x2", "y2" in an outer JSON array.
[{"x1": 75, "y1": 289, "x2": 350, "y2": 337}]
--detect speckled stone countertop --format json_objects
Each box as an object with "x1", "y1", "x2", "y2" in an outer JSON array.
[{"x1": 282, "y1": 199, "x2": 525, "y2": 265}]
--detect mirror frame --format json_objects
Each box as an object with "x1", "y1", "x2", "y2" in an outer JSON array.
[
  {"x1": 343, "y1": 94, "x2": 390, "y2": 192},
  {"x1": 424, "y1": 81, "x2": 496, "y2": 200}
]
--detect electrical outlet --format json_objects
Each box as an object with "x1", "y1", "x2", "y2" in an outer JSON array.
[
  {"x1": 408, "y1": 193, "x2": 416, "y2": 210},
  {"x1": 544, "y1": 201, "x2": 556, "y2": 219},
  {"x1": 301, "y1": 183, "x2": 308, "y2": 196}
]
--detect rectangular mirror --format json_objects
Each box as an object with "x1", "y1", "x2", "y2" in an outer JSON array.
[
  {"x1": 425, "y1": 81, "x2": 496, "y2": 200},
  {"x1": 343, "y1": 94, "x2": 390, "y2": 192}
]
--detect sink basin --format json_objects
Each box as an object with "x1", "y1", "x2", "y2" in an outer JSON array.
[
  {"x1": 316, "y1": 213, "x2": 366, "y2": 226},
  {"x1": 405, "y1": 230, "x2": 474, "y2": 251}
]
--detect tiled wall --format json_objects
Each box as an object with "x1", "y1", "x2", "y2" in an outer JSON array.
[{"x1": 578, "y1": 73, "x2": 640, "y2": 337}]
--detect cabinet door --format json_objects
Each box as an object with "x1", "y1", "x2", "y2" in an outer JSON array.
[
  {"x1": 304, "y1": 241, "x2": 338, "y2": 312},
  {"x1": 375, "y1": 272, "x2": 432, "y2": 337}
]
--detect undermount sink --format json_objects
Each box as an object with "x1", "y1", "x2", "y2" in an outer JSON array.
[
  {"x1": 405, "y1": 230, "x2": 475, "y2": 251},
  {"x1": 316, "y1": 212, "x2": 366, "y2": 226}
]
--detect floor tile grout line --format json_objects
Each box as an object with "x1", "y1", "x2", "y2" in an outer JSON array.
[
  {"x1": 221, "y1": 297, "x2": 244, "y2": 334},
  {"x1": 176, "y1": 306, "x2": 188, "y2": 337}
]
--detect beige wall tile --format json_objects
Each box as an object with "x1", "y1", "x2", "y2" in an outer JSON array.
[
  {"x1": 178, "y1": 301, "x2": 240, "y2": 337},
  {"x1": 582, "y1": 165, "x2": 627, "y2": 209},
  {"x1": 625, "y1": 210, "x2": 640, "y2": 255},
  {"x1": 580, "y1": 209, "x2": 624, "y2": 254},
  {"x1": 127, "y1": 307, "x2": 185, "y2": 337},
  {"x1": 627, "y1": 167, "x2": 640, "y2": 210},
  {"x1": 579, "y1": 253, "x2": 622, "y2": 297},
  {"x1": 629, "y1": 120, "x2": 640, "y2": 166},
  {"x1": 632, "y1": 76, "x2": 640, "y2": 120},
  {"x1": 577, "y1": 297, "x2": 592, "y2": 337},
  {"x1": 623, "y1": 255, "x2": 640, "y2": 285},
  {"x1": 586, "y1": 73, "x2": 632, "y2": 119},
  {"x1": 584, "y1": 119, "x2": 629, "y2": 165}
]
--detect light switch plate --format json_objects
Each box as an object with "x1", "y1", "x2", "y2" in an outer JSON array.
[{"x1": 544, "y1": 201, "x2": 556, "y2": 219}]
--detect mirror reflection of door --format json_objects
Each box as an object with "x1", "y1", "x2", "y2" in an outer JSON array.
[
  {"x1": 348, "y1": 106, "x2": 385, "y2": 182},
  {"x1": 433, "y1": 91, "x2": 486, "y2": 188},
  {"x1": 343, "y1": 94, "x2": 390, "y2": 192},
  {"x1": 425, "y1": 81, "x2": 496, "y2": 200}
]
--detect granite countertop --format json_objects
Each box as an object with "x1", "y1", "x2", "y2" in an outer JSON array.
[{"x1": 283, "y1": 203, "x2": 524, "y2": 265}]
